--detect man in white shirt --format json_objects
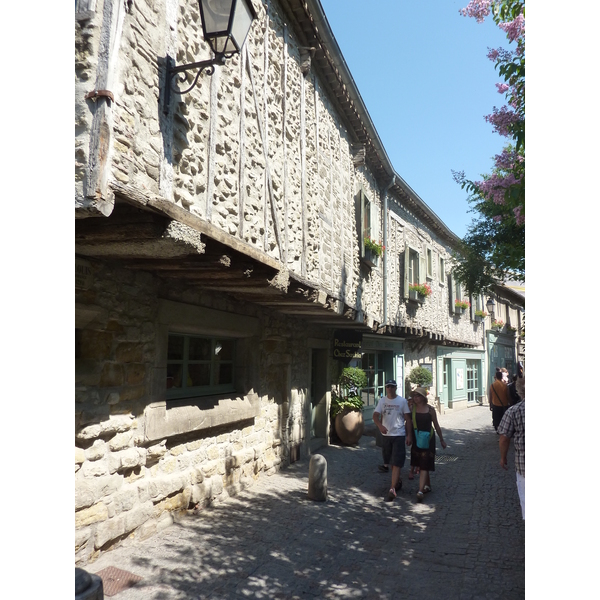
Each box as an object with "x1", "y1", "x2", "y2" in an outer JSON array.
[{"x1": 373, "y1": 379, "x2": 413, "y2": 502}]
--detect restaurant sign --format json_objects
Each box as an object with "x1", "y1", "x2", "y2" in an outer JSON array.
[{"x1": 333, "y1": 330, "x2": 362, "y2": 363}]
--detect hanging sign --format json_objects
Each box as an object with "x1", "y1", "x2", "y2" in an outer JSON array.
[{"x1": 333, "y1": 330, "x2": 363, "y2": 363}]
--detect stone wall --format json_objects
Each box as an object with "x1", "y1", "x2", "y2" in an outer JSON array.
[
  {"x1": 75, "y1": 0, "x2": 390, "y2": 323},
  {"x1": 75, "y1": 258, "x2": 328, "y2": 564}
]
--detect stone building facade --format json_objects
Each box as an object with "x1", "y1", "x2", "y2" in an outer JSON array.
[{"x1": 75, "y1": 0, "x2": 523, "y2": 564}]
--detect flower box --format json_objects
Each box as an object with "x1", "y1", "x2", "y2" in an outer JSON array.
[
  {"x1": 409, "y1": 289, "x2": 425, "y2": 303},
  {"x1": 362, "y1": 248, "x2": 379, "y2": 268}
]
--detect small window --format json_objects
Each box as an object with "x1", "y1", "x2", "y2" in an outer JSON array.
[
  {"x1": 426, "y1": 248, "x2": 433, "y2": 279},
  {"x1": 439, "y1": 257, "x2": 445, "y2": 284},
  {"x1": 408, "y1": 249, "x2": 419, "y2": 285},
  {"x1": 363, "y1": 194, "x2": 371, "y2": 241},
  {"x1": 166, "y1": 333, "x2": 235, "y2": 398}
]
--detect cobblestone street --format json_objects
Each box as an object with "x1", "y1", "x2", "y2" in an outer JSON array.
[{"x1": 86, "y1": 405, "x2": 525, "y2": 599}]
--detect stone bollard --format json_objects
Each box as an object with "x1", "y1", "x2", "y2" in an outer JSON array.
[
  {"x1": 307, "y1": 454, "x2": 327, "y2": 501},
  {"x1": 75, "y1": 568, "x2": 104, "y2": 600}
]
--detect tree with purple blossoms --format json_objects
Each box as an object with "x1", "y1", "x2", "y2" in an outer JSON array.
[{"x1": 452, "y1": 0, "x2": 525, "y2": 295}]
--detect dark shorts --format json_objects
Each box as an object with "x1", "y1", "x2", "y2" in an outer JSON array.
[{"x1": 381, "y1": 435, "x2": 406, "y2": 468}]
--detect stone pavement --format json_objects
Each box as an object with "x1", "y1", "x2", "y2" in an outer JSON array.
[{"x1": 86, "y1": 405, "x2": 525, "y2": 599}]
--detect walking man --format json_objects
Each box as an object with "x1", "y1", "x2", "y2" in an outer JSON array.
[
  {"x1": 373, "y1": 379, "x2": 413, "y2": 502},
  {"x1": 498, "y1": 376, "x2": 525, "y2": 519}
]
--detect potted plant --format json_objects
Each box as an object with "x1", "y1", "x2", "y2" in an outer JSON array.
[
  {"x1": 474, "y1": 309, "x2": 488, "y2": 322},
  {"x1": 408, "y1": 366, "x2": 433, "y2": 393},
  {"x1": 455, "y1": 299, "x2": 470, "y2": 314},
  {"x1": 491, "y1": 319, "x2": 504, "y2": 330},
  {"x1": 507, "y1": 324, "x2": 517, "y2": 333},
  {"x1": 408, "y1": 282, "x2": 432, "y2": 303},
  {"x1": 331, "y1": 367, "x2": 367, "y2": 445},
  {"x1": 363, "y1": 237, "x2": 384, "y2": 268}
]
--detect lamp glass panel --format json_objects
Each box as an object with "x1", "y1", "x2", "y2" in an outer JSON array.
[
  {"x1": 230, "y1": 0, "x2": 254, "y2": 51},
  {"x1": 200, "y1": 0, "x2": 234, "y2": 35}
]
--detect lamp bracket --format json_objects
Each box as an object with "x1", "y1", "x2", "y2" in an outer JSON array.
[{"x1": 163, "y1": 53, "x2": 230, "y2": 114}]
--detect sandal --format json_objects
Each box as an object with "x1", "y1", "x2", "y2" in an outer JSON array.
[
  {"x1": 408, "y1": 472, "x2": 414, "y2": 480},
  {"x1": 378, "y1": 465, "x2": 389, "y2": 473},
  {"x1": 416, "y1": 491, "x2": 424, "y2": 502},
  {"x1": 424, "y1": 486, "x2": 432, "y2": 494},
  {"x1": 385, "y1": 488, "x2": 396, "y2": 502}
]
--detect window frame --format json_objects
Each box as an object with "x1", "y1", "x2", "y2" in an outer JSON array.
[
  {"x1": 439, "y1": 256, "x2": 446, "y2": 285},
  {"x1": 426, "y1": 247, "x2": 434, "y2": 280},
  {"x1": 166, "y1": 332, "x2": 236, "y2": 400},
  {"x1": 403, "y1": 245, "x2": 421, "y2": 299}
]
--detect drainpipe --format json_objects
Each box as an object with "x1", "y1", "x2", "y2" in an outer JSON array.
[{"x1": 382, "y1": 175, "x2": 396, "y2": 326}]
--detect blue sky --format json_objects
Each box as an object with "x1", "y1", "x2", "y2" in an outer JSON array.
[{"x1": 319, "y1": 0, "x2": 513, "y2": 238}]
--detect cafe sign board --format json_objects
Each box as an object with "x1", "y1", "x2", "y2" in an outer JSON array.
[{"x1": 333, "y1": 330, "x2": 362, "y2": 363}]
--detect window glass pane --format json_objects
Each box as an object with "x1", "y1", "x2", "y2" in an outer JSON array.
[
  {"x1": 168, "y1": 335, "x2": 185, "y2": 360},
  {"x1": 215, "y1": 362, "x2": 233, "y2": 385},
  {"x1": 410, "y1": 251, "x2": 419, "y2": 283},
  {"x1": 188, "y1": 337, "x2": 212, "y2": 360},
  {"x1": 167, "y1": 363, "x2": 184, "y2": 388},
  {"x1": 187, "y1": 363, "x2": 211, "y2": 387},
  {"x1": 214, "y1": 339, "x2": 234, "y2": 361}
]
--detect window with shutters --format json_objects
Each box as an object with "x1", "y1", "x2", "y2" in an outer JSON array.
[
  {"x1": 403, "y1": 245, "x2": 423, "y2": 300},
  {"x1": 439, "y1": 256, "x2": 446, "y2": 285}
]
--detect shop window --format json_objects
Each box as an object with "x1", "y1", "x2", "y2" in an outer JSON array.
[{"x1": 166, "y1": 333, "x2": 235, "y2": 399}]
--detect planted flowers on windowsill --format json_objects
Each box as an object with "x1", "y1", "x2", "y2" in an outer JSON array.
[
  {"x1": 474, "y1": 309, "x2": 488, "y2": 319},
  {"x1": 455, "y1": 299, "x2": 471, "y2": 310},
  {"x1": 364, "y1": 237, "x2": 384, "y2": 257},
  {"x1": 409, "y1": 282, "x2": 432, "y2": 298},
  {"x1": 491, "y1": 320, "x2": 504, "y2": 329}
]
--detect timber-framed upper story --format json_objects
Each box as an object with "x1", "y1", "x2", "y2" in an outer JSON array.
[{"x1": 75, "y1": 0, "x2": 524, "y2": 345}]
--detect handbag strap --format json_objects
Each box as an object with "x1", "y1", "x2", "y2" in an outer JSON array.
[{"x1": 412, "y1": 405, "x2": 434, "y2": 435}]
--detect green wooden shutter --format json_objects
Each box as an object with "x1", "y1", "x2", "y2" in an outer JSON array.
[
  {"x1": 403, "y1": 247, "x2": 410, "y2": 299},
  {"x1": 359, "y1": 190, "x2": 365, "y2": 256},
  {"x1": 419, "y1": 253, "x2": 426, "y2": 285},
  {"x1": 470, "y1": 295, "x2": 474, "y2": 320},
  {"x1": 449, "y1": 274, "x2": 455, "y2": 314}
]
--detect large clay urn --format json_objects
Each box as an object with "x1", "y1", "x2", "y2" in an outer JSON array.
[{"x1": 334, "y1": 408, "x2": 364, "y2": 445}]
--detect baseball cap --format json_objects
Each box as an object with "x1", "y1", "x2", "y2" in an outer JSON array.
[{"x1": 385, "y1": 379, "x2": 397, "y2": 387}]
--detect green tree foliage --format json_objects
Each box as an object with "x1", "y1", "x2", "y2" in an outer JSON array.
[{"x1": 454, "y1": 1, "x2": 525, "y2": 294}]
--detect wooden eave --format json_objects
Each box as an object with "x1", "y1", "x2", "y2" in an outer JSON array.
[{"x1": 75, "y1": 182, "x2": 380, "y2": 332}]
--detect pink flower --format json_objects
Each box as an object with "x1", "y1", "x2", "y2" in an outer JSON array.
[
  {"x1": 495, "y1": 83, "x2": 510, "y2": 94},
  {"x1": 499, "y1": 14, "x2": 525, "y2": 43},
  {"x1": 459, "y1": 1, "x2": 492, "y2": 23},
  {"x1": 484, "y1": 106, "x2": 521, "y2": 137},
  {"x1": 513, "y1": 205, "x2": 524, "y2": 226}
]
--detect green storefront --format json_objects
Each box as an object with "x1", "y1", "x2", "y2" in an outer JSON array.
[
  {"x1": 436, "y1": 347, "x2": 486, "y2": 410},
  {"x1": 486, "y1": 330, "x2": 518, "y2": 386},
  {"x1": 358, "y1": 334, "x2": 405, "y2": 424}
]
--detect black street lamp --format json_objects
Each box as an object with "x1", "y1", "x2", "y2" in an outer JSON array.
[
  {"x1": 486, "y1": 297, "x2": 495, "y2": 320},
  {"x1": 163, "y1": 0, "x2": 257, "y2": 114}
]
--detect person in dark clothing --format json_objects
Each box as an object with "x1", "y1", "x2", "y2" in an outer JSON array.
[
  {"x1": 507, "y1": 374, "x2": 522, "y2": 406},
  {"x1": 409, "y1": 387, "x2": 447, "y2": 502}
]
